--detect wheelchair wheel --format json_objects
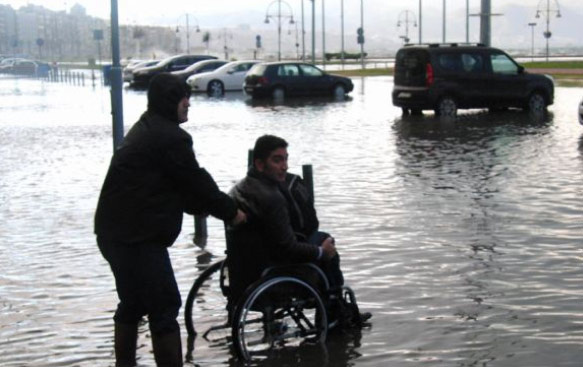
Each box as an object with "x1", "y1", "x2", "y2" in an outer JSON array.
[
  {"x1": 231, "y1": 276, "x2": 328, "y2": 361},
  {"x1": 184, "y1": 260, "x2": 231, "y2": 345}
]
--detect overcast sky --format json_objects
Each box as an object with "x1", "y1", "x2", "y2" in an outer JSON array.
[
  {"x1": 3, "y1": 0, "x2": 580, "y2": 49},
  {"x1": 3, "y1": 0, "x2": 574, "y2": 25}
]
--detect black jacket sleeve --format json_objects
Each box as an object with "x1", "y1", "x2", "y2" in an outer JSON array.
[{"x1": 162, "y1": 134, "x2": 237, "y2": 222}]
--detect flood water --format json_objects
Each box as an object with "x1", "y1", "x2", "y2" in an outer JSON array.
[{"x1": 1, "y1": 76, "x2": 582, "y2": 367}]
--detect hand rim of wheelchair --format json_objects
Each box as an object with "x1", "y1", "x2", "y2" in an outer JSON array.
[{"x1": 230, "y1": 275, "x2": 328, "y2": 361}]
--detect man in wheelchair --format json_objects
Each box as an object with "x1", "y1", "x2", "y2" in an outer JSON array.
[{"x1": 228, "y1": 134, "x2": 371, "y2": 330}]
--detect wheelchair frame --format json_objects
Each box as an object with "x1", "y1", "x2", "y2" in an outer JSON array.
[{"x1": 184, "y1": 258, "x2": 340, "y2": 360}]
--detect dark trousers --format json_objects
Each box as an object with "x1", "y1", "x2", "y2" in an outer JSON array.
[
  {"x1": 307, "y1": 231, "x2": 344, "y2": 291},
  {"x1": 97, "y1": 237, "x2": 182, "y2": 335}
]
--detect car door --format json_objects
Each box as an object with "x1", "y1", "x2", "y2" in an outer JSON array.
[
  {"x1": 457, "y1": 51, "x2": 490, "y2": 108},
  {"x1": 485, "y1": 52, "x2": 529, "y2": 106},
  {"x1": 224, "y1": 62, "x2": 256, "y2": 90},
  {"x1": 298, "y1": 64, "x2": 327, "y2": 95},
  {"x1": 276, "y1": 64, "x2": 302, "y2": 95}
]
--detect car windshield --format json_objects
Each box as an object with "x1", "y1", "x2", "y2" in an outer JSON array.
[{"x1": 247, "y1": 64, "x2": 267, "y2": 76}]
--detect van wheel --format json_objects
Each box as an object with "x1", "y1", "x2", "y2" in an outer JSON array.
[
  {"x1": 435, "y1": 96, "x2": 457, "y2": 117},
  {"x1": 527, "y1": 92, "x2": 546, "y2": 112},
  {"x1": 272, "y1": 87, "x2": 285, "y2": 100}
]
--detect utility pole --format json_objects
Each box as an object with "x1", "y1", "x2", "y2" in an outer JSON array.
[
  {"x1": 419, "y1": 0, "x2": 422, "y2": 43},
  {"x1": 311, "y1": 0, "x2": 315, "y2": 64},
  {"x1": 110, "y1": 0, "x2": 124, "y2": 150},
  {"x1": 442, "y1": 0, "x2": 446, "y2": 43},
  {"x1": 480, "y1": 0, "x2": 490, "y2": 46}
]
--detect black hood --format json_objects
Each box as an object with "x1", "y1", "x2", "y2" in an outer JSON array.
[{"x1": 147, "y1": 73, "x2": 191, "y2": 122}]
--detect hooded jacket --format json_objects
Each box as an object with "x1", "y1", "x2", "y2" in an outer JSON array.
[{"x1": 95, "y1": 73, "x2": 237, "y2": 246}]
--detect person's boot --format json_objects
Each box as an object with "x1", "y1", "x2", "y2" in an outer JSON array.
[
  {"x1": 114, "y1": 322, "x2": 138, "y2": 367},
  {"x1": 151, "y1": 329, "x2": 183, "y2": 367}
]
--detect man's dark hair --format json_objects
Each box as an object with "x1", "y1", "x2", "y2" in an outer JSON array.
[
  {"x1": 147, "y1": 73, "x2": 191, "y2": 122},
  {"x1": 253, "y1": 135, "x2": 288, "y2": 161}
]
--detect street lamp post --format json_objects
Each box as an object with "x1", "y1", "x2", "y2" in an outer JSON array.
[
  {"x1": 442, "y1": 0, "x2": 446, "y2": 43},
  {"x1": 341, "y1": 0, "x2": 344, "y2": 67},
  {"x1": 301, "y1": 0, "x2": 305, "y2": 61},
  {"x1": 110, "y1": 0, "x2": 124, "y2": 150},
  {"x1": 528, "y1": 22, "x2": 537, "y2": 61},
  {"x1": 311, "y1": 0, "x2": 315, "y2": 64},
  {"x1": 321, "y1": 0, "x2": 325, "y2": 69},
  {"x1": 265, "y1": 0, "x2": 295, "y2": 61},
  {"x1": 397, "y1": 10, "x2": 417, "y2": 44},
  {"x1": 176, "y1": 14, "x2": 200, "y2": 54},
  {"x1": 360, "y1": 0, "x2": 364, "y2": 69},
  {"x1": 418, "y1": 0, "x2": 422, "y2": 43},
  {"x1": 219, "y1": 28, "x2": 233, "y2": 60},
  {"x1": 535, "y1": 0, "x2": 561, "y2": 62}
]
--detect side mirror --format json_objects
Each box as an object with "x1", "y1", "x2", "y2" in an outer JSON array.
[{"x1": 518, "y1": 65, "x2": 525, "y2": 74}]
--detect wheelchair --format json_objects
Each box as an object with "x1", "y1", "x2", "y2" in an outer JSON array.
[{"x1": 184, "y1": 255, "x2": 363, "y2": 361}]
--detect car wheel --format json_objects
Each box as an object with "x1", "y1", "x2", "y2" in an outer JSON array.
[
  {"x1": 527, "y1": 92, "x2": 546, "y2": 113},
  {"x1": 207, "y1": 80, "x2": 224, "y2": 97},
  {"x1": 435, "y1": 96, "x2": 457, "y2": 117},
  {"x1": 272, "y1": 87, "x2": 285, "y2": 101},
  {"x1": 333, "y1": 84, "x2": 346, "y2": 99}
]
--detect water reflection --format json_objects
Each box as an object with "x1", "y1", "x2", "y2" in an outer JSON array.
[
  {"x1": 1, "y1": 78, "x2": 582, "y2": 367},
  {"x1": 185, "y1": 329, "x2": 364, "y2": 367}
]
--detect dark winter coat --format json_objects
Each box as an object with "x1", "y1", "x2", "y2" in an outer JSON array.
[{"x1": 95, "y1": 78, "x2": 236, "y2": 246}]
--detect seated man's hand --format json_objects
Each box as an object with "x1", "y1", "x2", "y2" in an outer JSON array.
[
  {"x1": 321, "y1": 237, "x2": 337, "y2": 260},
  {"x1": 230, "y1": 209, "x2": 247, "y2": 226}
]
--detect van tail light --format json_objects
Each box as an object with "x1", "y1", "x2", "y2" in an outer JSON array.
[
  {"x1": 425, "y1": 63, "x2": 434, "y2": 86},
  {"x1": 258, "y1": 76, "x2": 269, "y2": 85}
]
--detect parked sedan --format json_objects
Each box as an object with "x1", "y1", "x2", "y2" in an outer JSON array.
[
  {"x1": 172, "y1": 59, "x2": 228, "y2": 81},
  {"x1": 131, "y1": 54, "x2": 217, "y2": 87},
  {"x1": 187, "y1": 60, "x2": 259, "y2": 96},
  {"x1": 123, "y1": 59, "x2": 158, "y2": 83},
  {"x1": 579, "y1": 97, "x2": 583, "y2": 126},
  {"x1": 243, "y1": 62, "x2": 353, "y2": 100}
]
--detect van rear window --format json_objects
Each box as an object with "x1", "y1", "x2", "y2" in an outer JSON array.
[{"x1": 396, "y1": 50, "x2": 427, "y2": 74}]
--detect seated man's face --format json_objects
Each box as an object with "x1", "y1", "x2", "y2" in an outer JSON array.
[{"x1": 258, "y1": 147, "x2": 288, "y2": 182}]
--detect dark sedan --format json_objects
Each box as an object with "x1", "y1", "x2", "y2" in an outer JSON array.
[
  {"x1": 244, "y1": 62, "x2": 353, "y2": 100},
  {"x1": 131, "y1": 54, "x2": 217, "y2": 87}
]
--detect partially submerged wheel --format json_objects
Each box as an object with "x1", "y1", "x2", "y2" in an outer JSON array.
[
  {"x1": 231, "y1": 276, "x2": 328, "y2": 361},
  {"x1": 272, "y1": 87, "x2": 285, "y2": 101},
  {"x1": 207, "y1": 80, "x2": 225, "y2": 97},
  {"x1": 333, "y1": 84, "x2": 346, "y2": 99},
  {"x1": 184, "y1": 260, "x2": 231, "y2": 346},
  {"x1": 527, "y1": 92, "x2": 546, "y2": 113},
  {"x1": 435, "y1": 96, "x2": 457, "y2": 117}
]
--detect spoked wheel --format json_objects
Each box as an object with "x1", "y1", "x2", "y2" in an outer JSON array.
[
  {"x1": 184, "y1": 260, "x2": 231, "y2": 347},
  {"x1": 435, "y1": 96, "x2": 457, "y2": 117},
  {"x1": 527, "y1": 92, "x2": 546, "y2": 113},
  {"x1": 207, "y1": 80, "x2": 225, "y2": 97},
  {"x1": 231, "y1": 276, "x2": 328, "y2": 361}
]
